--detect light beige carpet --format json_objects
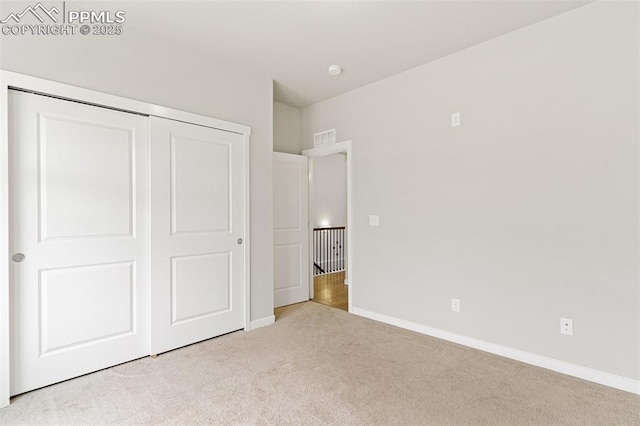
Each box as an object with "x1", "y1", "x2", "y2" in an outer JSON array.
[{"x1": 1, "y1": 301, "x2": 639, "y2": 425}]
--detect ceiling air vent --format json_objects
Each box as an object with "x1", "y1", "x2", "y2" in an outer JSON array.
[{"x1": 313, "y1": 128, "x2": 336, "y2": 148}]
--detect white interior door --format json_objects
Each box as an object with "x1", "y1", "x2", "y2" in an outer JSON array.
[
  {"x1": 9, "y1": 90, "x2": 150, "y2": 396},
  {"x1": 273, "y1": 152, "x2": 309, "y2": 308},
  {"x1": 150, "y1": 117, "x2": 245, "y2": 355}
]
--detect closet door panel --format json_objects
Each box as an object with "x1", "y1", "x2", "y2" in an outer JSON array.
[
  {"x1": 9, "y1": 90, "x2": 150, "y2": 396},
  {"x1": 150, "y1": 116, "x2": 245, "y2": 355}
]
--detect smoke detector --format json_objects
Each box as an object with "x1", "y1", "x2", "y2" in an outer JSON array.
[{"x1": 328, "y1": 65, "x2": 343, "y2": 76}]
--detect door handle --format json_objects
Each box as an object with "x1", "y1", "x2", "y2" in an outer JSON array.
[
  {"x1": 12, "y1": 253, "x2": 25, "y2": 263},
  {"x1": 237, "y1": 238, "x2": 243, "y2": 245}
]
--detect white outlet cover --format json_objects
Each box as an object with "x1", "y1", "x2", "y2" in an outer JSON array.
[
  {"x1": 560, "y1": 318, "x2": 573, "y2": 336},
  {"x1": 451, "y1": 298, "x2": 461, "y2": 312},
  {"x1": 369, "y1": 215, "x2": 380, "y2": 227}
]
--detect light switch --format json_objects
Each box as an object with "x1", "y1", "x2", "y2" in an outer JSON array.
[
  {"x1": 369, "y1": 215, "x2": 380, "y2": 227},
  {"x1": 451, "y1": 112, "x2": 461, "y2": 127}
]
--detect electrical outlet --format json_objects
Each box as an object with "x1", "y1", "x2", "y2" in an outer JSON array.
[
  {"x1": 451, "y1": 112, "x2": 461, "y2": 127},
  {"x1": 451, "y1": 298, "x2": 461, "y2": 313},
  {"x1": 369, "y1": 215, "x2": 380, "y2": 227},
  {"x1": 560, "y1": 318, "x2": 573, "y2": 336}
]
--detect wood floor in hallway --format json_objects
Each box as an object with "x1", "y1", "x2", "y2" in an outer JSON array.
[{"x1": 312, "y1": 271, "x2": 348, "y2": 311}]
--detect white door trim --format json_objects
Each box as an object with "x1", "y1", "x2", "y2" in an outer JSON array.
[
  {"x1": 302, "y1": 141, "x2": 353, "y2": 312},
  {"x1": 0, "y1": 70, "x2": 252, "y2": 408}
]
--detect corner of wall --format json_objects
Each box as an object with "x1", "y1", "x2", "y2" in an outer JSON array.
[{"x1": 249, "y1": 315, "x2": 276, "y2": 331}]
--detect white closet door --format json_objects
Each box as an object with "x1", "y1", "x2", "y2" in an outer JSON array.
[
  {"x1": 9, "y1": 90, "x2": 150, "y2": 396},
  {"x1": 273, "y1": 153, "x2": 309, "y2": 308},
  {"x1": 150, "y1": 117, "x2": 245, "y2": 355}
]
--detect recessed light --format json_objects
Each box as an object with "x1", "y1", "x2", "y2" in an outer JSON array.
[{"x1": 328, "y1": 65, "x2": 342, "y2": 76}]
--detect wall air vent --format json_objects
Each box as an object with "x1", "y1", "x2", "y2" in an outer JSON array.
[{"x1": 313, "y1": 128, "x2": 336, "y2": 148}]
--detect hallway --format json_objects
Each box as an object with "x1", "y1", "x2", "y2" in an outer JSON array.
[{"x1": 312, "y1": 271, "x2": 348, "y2": 311}]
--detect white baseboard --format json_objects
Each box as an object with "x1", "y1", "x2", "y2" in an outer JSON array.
[
  {"x1": 352, "y1": 307, "x2": 640, "y2": 395},
  {"x1": 249, "y1": 315, "x2": 275, "y2": 331}
]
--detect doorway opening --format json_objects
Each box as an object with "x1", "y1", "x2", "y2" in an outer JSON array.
[{"x1": 303, "y1": 141, "x2": 353, "y2": 313}]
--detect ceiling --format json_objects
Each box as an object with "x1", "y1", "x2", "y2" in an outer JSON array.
[{"x1": 107, "y1": 1, "x2": 588, "y2": 108}]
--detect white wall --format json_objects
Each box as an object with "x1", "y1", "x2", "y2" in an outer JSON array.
[
  {"x1": 312, "y1": 154, "x2": 347, "y2": 228},
  {"x1": 0, "y1": 26, "x2": 275, "y2": 323},
  {"x1": 273, "y1": 101, "x2": 302, "y2": 154},
  {"x1": 302, "y1": 1, "x2": 640, "y2": 381}
]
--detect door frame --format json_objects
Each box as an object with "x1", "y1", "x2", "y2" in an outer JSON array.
[
  {"x1": 0, "y1": 70, "x2": 252, "y2": 408},
  {"x1": 302, "y1": 140, "x2": 353, "y2": 312}
]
